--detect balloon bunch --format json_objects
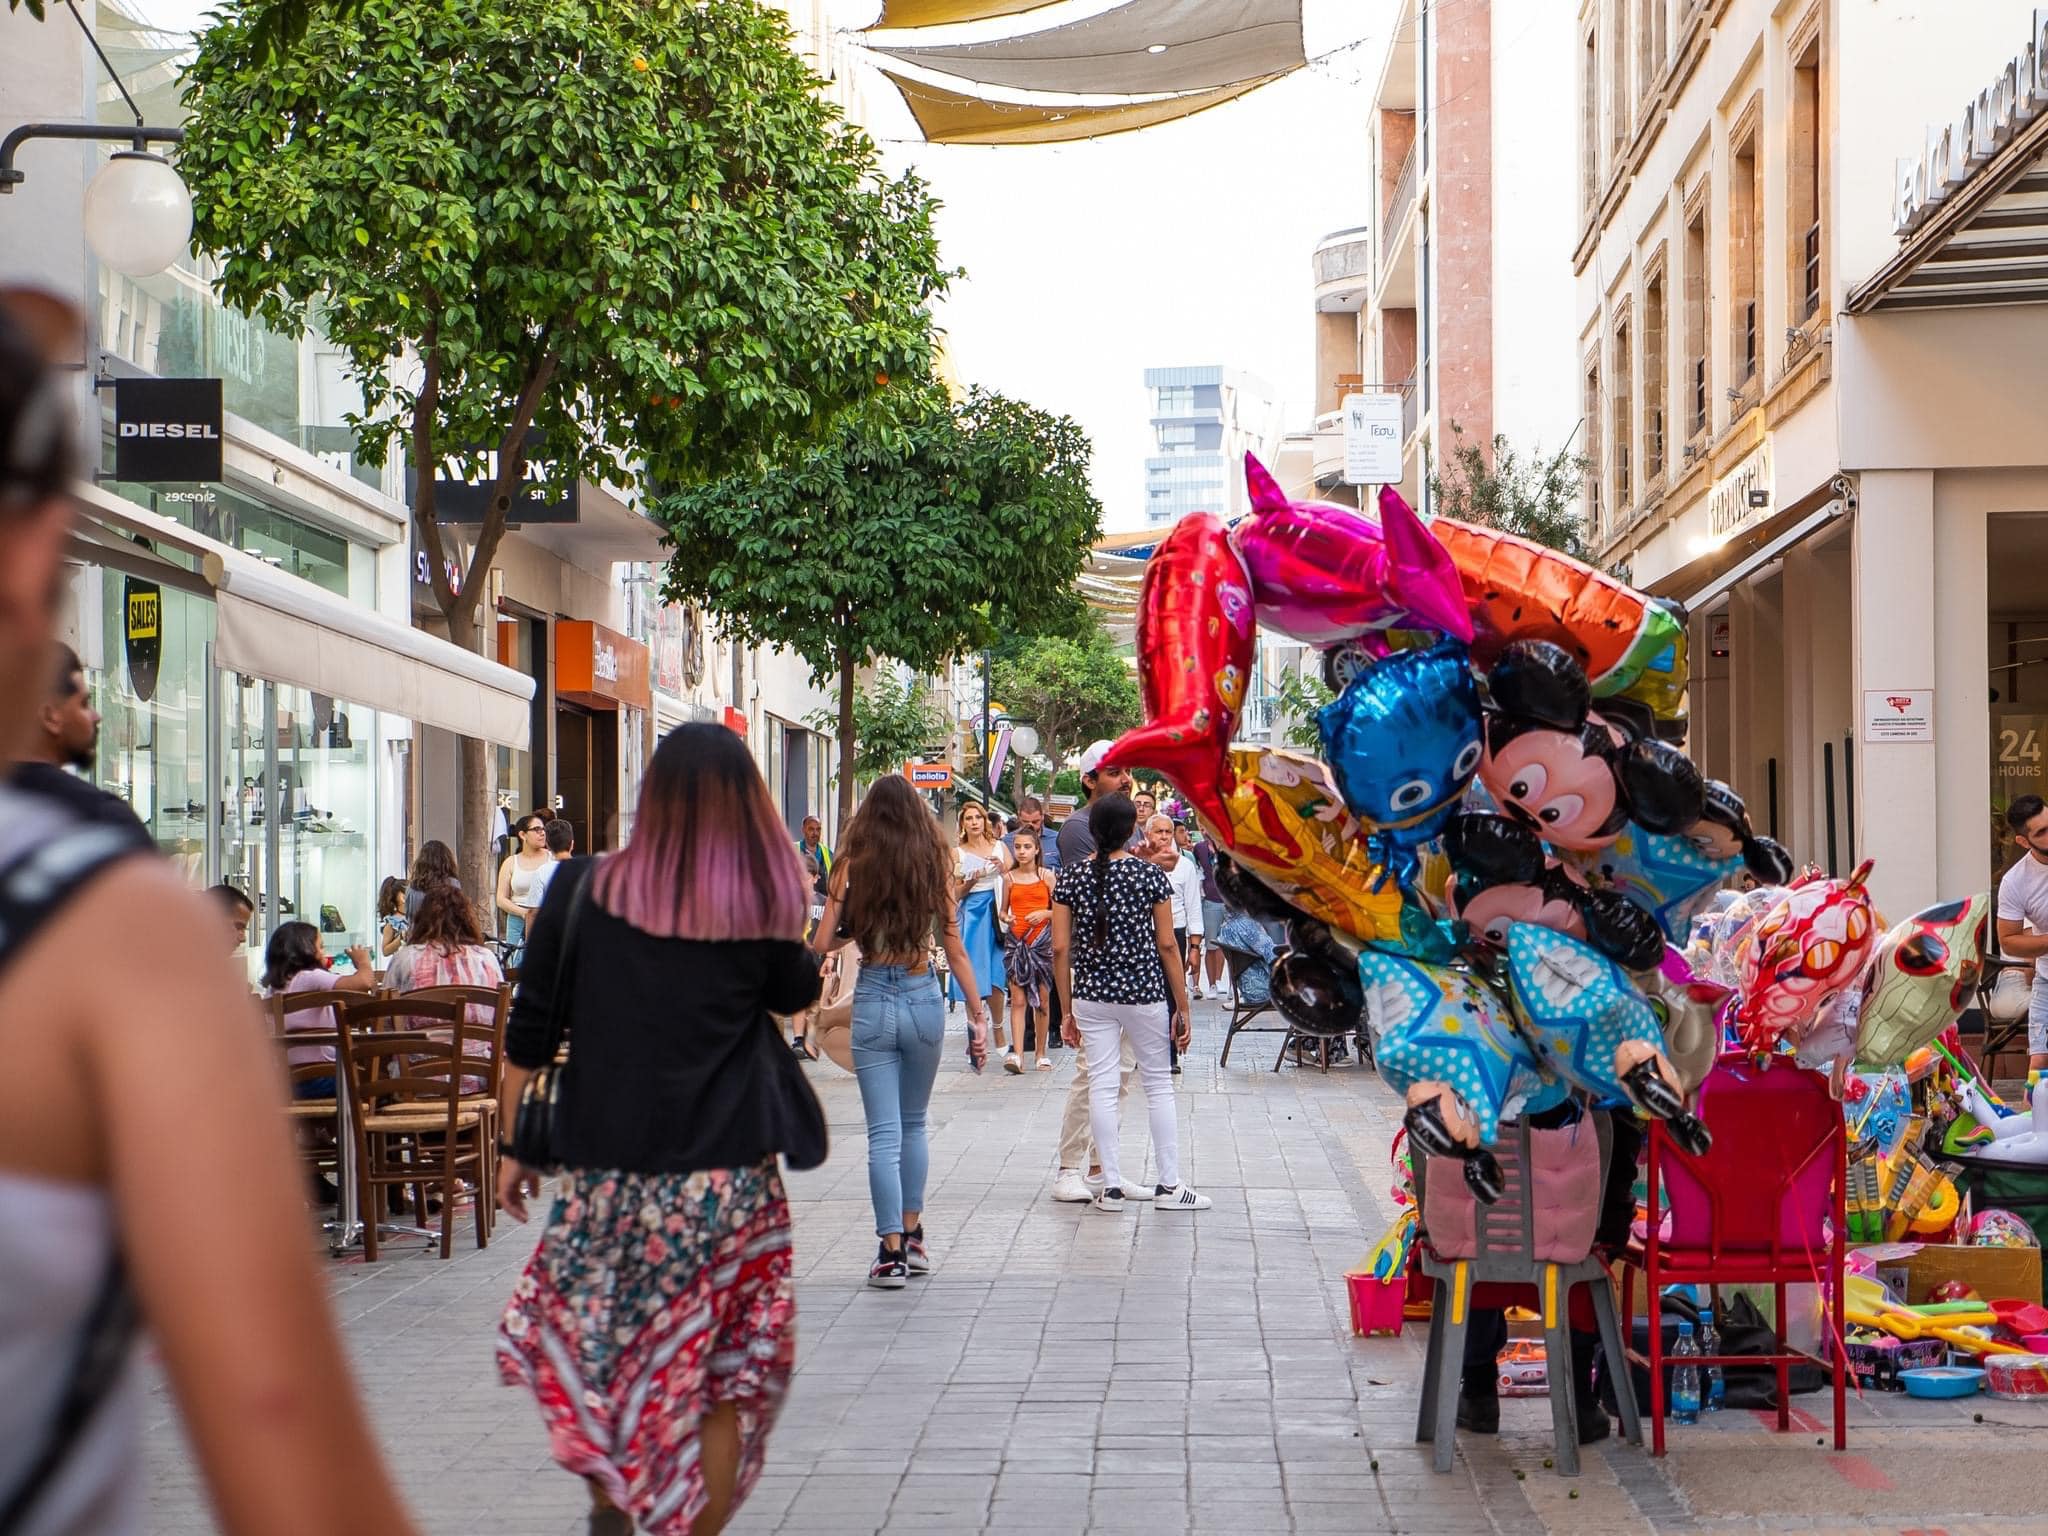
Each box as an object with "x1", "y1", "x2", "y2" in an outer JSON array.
[{"x1": 1106, "y1": 456, "x2": 1796, "y2": 1199}]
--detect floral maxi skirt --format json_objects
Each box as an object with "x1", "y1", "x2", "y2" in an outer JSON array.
[{"x1": 498, "y1": 1163, "x2": 795, "y2": 1535}]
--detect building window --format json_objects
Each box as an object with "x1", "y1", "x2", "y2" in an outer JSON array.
[
  {"x1": 1612, "y1": 313, "x2": 1633, "y2": 518},
  {"x1": 1730, "y1": 116, "x2": 1761, "y2": 390},
  {"x1": 1790, "y1": 32, "x2": 1823, "y2": 324},
  {"x1": 1582, "y1": 27, "x2": 1599, "y2": 212},
  {"x1": 1683, "y1": 196, "x2": 1709, "y2": 439},
  {"x1": 1583, "y1": 352, "x2": 1603, "y2": 535},
  {"x1": 1640, "y1": 0, "x2": 1665, "y2": 87},
  {"x1": 1611, "y1": 0, "x2": 1631, "y2": 153},
  {"x1": 1643, "y1": 262, "x2": 1667, "y2": 482}
]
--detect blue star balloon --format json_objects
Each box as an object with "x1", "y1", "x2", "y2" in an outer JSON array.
[
  {"x1": 1317, "y1": 640, "x2": 1481, "y2": 888},
  {"x1": 1503, "y1": 923, "x2": 1710, "y2": 1151},
  {"x1": 1564, "y1": 822, "x2": 1746, "y2": 944},
  {"x1": 1358, "y1": 945, "x2": 1566, "y2": 1149}
]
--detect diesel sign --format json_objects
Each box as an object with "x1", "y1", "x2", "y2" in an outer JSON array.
[{"x1": 113, "y1": 377, "x2": 224, "y2": 482}]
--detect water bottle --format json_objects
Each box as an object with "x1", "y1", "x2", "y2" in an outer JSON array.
[
  {"x1": 1698, "y1": 1304, "x2": 1726, "y2": 1413},
  {"x1": 1671, "y1": 1321, "x2": 1701, "y2": 1424}
]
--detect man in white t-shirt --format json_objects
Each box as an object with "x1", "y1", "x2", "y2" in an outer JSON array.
[{"x1": 1995, "y1": 794, "x2": 2048, "y2": 1087}]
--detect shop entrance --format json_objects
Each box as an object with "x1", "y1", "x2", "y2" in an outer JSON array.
[
  {"x1": 555, "y1": 703, "x2": 618, "y2": 853},
  {"x1": 1987, "y1": 513, "x2": 2048, "y2": 878}
]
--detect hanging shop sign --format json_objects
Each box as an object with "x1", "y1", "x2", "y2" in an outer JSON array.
[
  {"x1": 555, "y1": 619, "x2": 651, "y2": 710},
  {"x1": 415, "y1": 429, "x2": 581, "y2": 525},
  {"x1": 123, "y1": 576, "x2": 161, "y2": 704},
  {"x1": 1895, "y1": 9, "x2": 2048, "y2": 235},
  {"x1": 722, "y1": 706, "x2": 749, "y2": 736},
  {"x1": 906, "y1": 761, "x2": 954, "y2": 790},
  {"x1": 1341, "y1": 392, "x2": 1403, "y2": 485},
  {"x1": 1864, "y1": 688, "x2": 1935, "y2": 744},
  {"x1": 1705, "y1": 440, "x2": 1774, "y2": 542},
  {"x1": 113, "y1": 377, "x2": 223, "y2": 482}
]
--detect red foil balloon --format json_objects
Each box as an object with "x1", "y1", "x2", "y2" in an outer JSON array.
[
  {"x1": 1107, "y1": 512, "x2": 1256, "y2": 832},
  {"x1": 1231, "y1": 454, "x2": 1474, "y2": 645}
]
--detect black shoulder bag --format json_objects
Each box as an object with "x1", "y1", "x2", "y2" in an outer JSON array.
[
  {"x1": 763, "y1": 949, "x2": 830, "y2": 1171},
  {"x1": 507, "y1": 863, "x2": 592, "y2": 1170}
]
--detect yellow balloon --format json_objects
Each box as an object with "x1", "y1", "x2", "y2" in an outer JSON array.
[{"x1": 1201, "y1": 748, "x2": 1406, "y2": 945}]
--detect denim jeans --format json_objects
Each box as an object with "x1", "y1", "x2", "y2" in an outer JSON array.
[{"x1": 851, "y1": 963, "x2": 945, "y2": 1237}]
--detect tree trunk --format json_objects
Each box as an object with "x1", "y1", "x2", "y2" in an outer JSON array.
[
  {"x1": 458, "y1": 735, "x2": 494, "y2": 918},
  {"x1": 836, "y1": 645, "x2": 857, "y2": 831}
]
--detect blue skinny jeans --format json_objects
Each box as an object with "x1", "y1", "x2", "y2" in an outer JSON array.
[{"x1": 850, "y1": 963, "x2": 945, "y2": 1238}]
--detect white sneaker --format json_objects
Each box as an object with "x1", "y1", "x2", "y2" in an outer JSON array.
[
  {"x1": 1086, "y1": 1172, "x2": 1151, "y2": 1200},
  {"x1": 1093, "y1": 1186, "x2": 1127, "y2": 1212},
  {"x1": 1051, "y1": 1168, "x2": 1092, "y2": 1203},
  {"x1": 1153, "y1": 1183, "x2": 1212, "y2": 1211}
]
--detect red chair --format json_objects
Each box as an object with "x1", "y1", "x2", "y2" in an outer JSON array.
[{"x1": 1621, "y1": 1053, "x2": 1847, "y2": 1454}]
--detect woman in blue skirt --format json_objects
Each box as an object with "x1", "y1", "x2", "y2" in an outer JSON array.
[{"x1": 951, "y1": 802, "x2": 1011, "y2": 1055}]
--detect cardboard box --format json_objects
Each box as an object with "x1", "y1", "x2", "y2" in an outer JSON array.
[{"x1": 1872, "y1": 1243, "x2": 2043, "y2": 1306}]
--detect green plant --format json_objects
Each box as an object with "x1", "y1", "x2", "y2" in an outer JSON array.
[
  {"x1": 658, "y1": 380, "x2": 1102, "y2": 824},
  {"x1": 1428, "y1": 424, "x2": 1593, "y2": 559},
  {"x1": 989, "y1": 622, "x2": 1142, "y2": 775},
  {"x1": 1273, "y1": 666, "x2": 1333, "y2": 753},
  {"x1": 178, "y1": 0, "x2": 949, "y2": 891},
  {"x1": 804, "y1": 673, "x2": 947, "y2": 789}
]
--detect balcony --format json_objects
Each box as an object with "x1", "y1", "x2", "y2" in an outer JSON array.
[
  {"x1": 1386, "y1": 142, "x2": 1418, "y2": 247},
  {"x1": 1401, "y1": 371, "x2": 1419, "y2": 443},
  {"x1": 1311, "y1": 409, "x2": 1345, "y2": 488},
  {"x1": 1313, "y1": 226, "x2": 1373, "y2": 313}
]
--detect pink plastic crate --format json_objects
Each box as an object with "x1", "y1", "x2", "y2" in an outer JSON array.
[{"x1": 1348, "y1": 1271, "x2": 1406, "y2": 1337}]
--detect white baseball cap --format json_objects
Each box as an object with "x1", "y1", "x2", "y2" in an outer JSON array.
[{"x1": 1074, "y1": 739, "x2": 1118, "y2": 777}]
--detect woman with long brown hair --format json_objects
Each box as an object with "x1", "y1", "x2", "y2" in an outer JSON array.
[
  {"x1": 815, "y1": 776, "x2": 988, "y2": 1288},
  {"x1": 496, "y1": 723, "x2": 823, "y2": 1536}
]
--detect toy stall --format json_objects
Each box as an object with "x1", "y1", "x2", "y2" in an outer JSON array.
[{"x1": 1095, "y1": 455, "x2": 2048, "y2": 1457}]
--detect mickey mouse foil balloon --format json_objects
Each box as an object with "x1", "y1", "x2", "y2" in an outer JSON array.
[
  {"x1": 1732, "y1": 860, "x2": 1881, "y2": 1054},
  {"x1": 1318, "y1": 640, "x2": 1482, "y2": 887},
  {"x1": 1478, "y1": 639, "x2": 1704, "y2": 853},
  {"x1": 1443, "y1": 810, "x2": 1665, "y2": 970},
  {"x1": 1105, "y1": 511, "x2": 1255, "y2": 832},
  {"x1": 1430, "y1": 516, "x2": 1689, "y2": 715},
  {"x1": 1230, "y1": 454, "x2": 1474, "y2": 646}
]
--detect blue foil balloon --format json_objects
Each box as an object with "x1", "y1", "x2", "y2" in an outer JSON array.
[
  {"x1": 1317, "y1": 639, "x2": 1481, "y2": 885},
  {"x1": 1503, "y1": 922, "x2": 1669, "y2": 1110},
  {"x1": 1565, "y1": 823, "x2": 1745, "y2": 944}
]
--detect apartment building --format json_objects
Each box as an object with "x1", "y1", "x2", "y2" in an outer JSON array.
[
  {"x1": 1141, "y1": 364, "x2": 1283, "y2": 528},
  {"x1": 1579, "y1": 0, "x2": 2048, "y2": 915}
]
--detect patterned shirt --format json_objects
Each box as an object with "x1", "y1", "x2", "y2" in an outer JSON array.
[{"x1": 1053, "y1": 855, "x2": 1173, "y2": 1005}]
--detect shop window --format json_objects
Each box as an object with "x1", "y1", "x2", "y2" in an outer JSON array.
[
  {"x1": 1729, "y1": 115, "x2": 1762, "y2": 390},
  {"x1": 1611, "y1": 312, "x2": 1633, "y2": 518},
  {"x1": 1583, "y1": 352, "x2": 1603, "y2": 535},
  {"x1": 1684, "y1": 194, "x2": 1709, "y2": 439},
  {"x1": 1790, "y1": 29, "x2": 1823, "y2": 324},
  {"x1": 1643, "y1": 261, "x2": 1668, "y2": 482},
  {"x1": 1610, "y1": 0, "x2": 1630, "y2": 154}
]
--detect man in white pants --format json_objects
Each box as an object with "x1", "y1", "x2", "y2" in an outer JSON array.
[{"x1": 1050, "y1": 741, "x2": 1138, "y2": 1203}]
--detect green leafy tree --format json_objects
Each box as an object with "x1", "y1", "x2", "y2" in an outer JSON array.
[
  {"x1": 1428, "y1": 424, "x2": 1592, "y2": 559},
  {"x1": 177, "y1": 0, "x2": 948, "y2": 892},
  {"x1": 805, "y1": 672, "x2": 947, "y2": 791},
  {"x1": 989, "y1": 623, "x2": 1141, "y2": 778},
  {"x1": 1273, "y1": 665, "x2": 1333, "y2": 753},
  {"x1": 658, "y1": 381, "x2": 1102, "y2": 825}
]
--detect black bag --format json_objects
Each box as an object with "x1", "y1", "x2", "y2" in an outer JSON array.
[
  {"x1": 507, "y1": 867, "x2": 591, "y2": 1170},
  {"x1": 763, "y1": 953, "x2": 830, "y2": 1171},
  {"x1": 1610, "y1": 1290, "x2": 1825, "y2": 1413}
]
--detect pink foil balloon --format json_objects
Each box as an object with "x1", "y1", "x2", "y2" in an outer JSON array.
[{"x1": 1230, "y1": 454, "x2": 1474, "y2": 646}]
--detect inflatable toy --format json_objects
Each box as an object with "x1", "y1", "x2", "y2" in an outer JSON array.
[
  {"x1": 1633, "y1": 947, "x2": 1732, "y2": 1097},
  {"x1": 1732, "y1": 860, "x2": 1880, "y2": 1053},
  {"x1": 1429, "y1": 514, "x2": 1689, "y2": 714},
  {"x1": 1503, "y1": 923, "x2": 1710, "y2": 1152},
  {"x1": 1853, "y1": 895, "x2": 1992, "y2": 1068},
  {"x1": 1442, "y1": 810, "x2": 1663, "y2": 970},
  {"x1": 1477, "y1": 640, "x2": 1703, "y2": 852},
  {"x1": 1230, "y1": 453, "x2": 1472, "y2": 645},
  {"x1": 1318, "y1": 640, "x2": 1481, "y2": 884},
  {"x1": 1107, "y1": 511, "x2": 1255, "y2": 831}
]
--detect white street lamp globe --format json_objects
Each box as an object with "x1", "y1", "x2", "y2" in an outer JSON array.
[
  {"x1": 1011, "y1": 724, "x2": 1040, "y2": 758},
  {"x1": 83, "y1": 152, "x2": 193, "y2": 277}
]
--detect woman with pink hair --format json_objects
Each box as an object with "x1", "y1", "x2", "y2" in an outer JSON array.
[{"x1": 496, "y1": 724, "x2": 823, "y2": 1536}]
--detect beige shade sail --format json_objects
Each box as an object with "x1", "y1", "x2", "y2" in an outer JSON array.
[
  {"x1": 881, "y1": 67, "x2": 1283, "y2": 145},
  {"x1": 870, "y1": 0, "x2": 1059, "y2": 26},
  {"x1": 869, "y1": 0, "x2": 1304, "y2": 96}
]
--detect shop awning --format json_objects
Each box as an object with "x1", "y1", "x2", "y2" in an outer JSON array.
[
  {"x1": 1647, "y1": 494, "x2": 1849, "y2": 615},
  {"x1": 867, "y1": 0, "x2": 1305, "y2": 96},
  {"x1": 870, "y1": 0, "x2": 1056, "y2": 26},
  {"x1": 74, "y1": 483, "x2": 537, "y2": 748},
  {"x1": 1848, "y1": 103, "x2": 2048, "y2": 313}
]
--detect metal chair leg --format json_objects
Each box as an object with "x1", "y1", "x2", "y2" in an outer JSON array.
[
  {"x1": 1542, "y1": 1266, "x2": 1581, "y2": 1477},
  {"x1": 1591, "y1": 1272, "x2": 1641, "y2": 1447}
]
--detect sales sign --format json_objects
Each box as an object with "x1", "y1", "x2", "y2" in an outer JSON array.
[
  {"x1": 114, "y1": 377, "x2": 223, "y2": 482},
  {"x1": 1863, "y1": 688, "x2": 1934, "y2": 743},
  {"x1": 124, "y1": 576, "x2": 161, "y2": 704},
  {"x1": 905, "y1": 761, "x2": 953, "y2": 789},
  {"x1": 1341, "y1": 393, "x2": 1403, "y2": 485}
]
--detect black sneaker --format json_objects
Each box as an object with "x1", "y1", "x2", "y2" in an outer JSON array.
[
  {"x1": 904, "y1": 1225, "x2": 931, "y2": 1275},
  {"x1": 1455, "y1": 1392, "x2": 1500, "y2": 1434},
  {"x1": 867, "y1": 1243, "x2": 908, "y2": 1289}
]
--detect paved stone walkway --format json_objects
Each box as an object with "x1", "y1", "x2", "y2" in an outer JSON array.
[{"x1": 144, "y1": 1000, "x2": 2048, "y2": 1534}]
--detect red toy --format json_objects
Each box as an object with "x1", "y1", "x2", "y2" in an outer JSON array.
[{"x1": 1732, "y1": 860, "x2": 1881, "y2": 1053}]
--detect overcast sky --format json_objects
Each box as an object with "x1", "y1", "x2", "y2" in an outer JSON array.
[
  {"x1": 137, "y1": 0, "x2": 1386, "y2": 532},
  {"x1": 851, "y1": 0, "x2": 1386, "y2": 529}
]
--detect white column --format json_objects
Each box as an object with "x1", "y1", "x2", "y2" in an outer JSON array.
[
  {"x1": 1934, "y1": 480, "x2": 1991, "y2": 902},
  {"x1": 1779, "y1": 545, "x2": 1818, "y2": 865},
  {"x1": 1850, "y1": 472, "x2": 1938, "y2": 916}
]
